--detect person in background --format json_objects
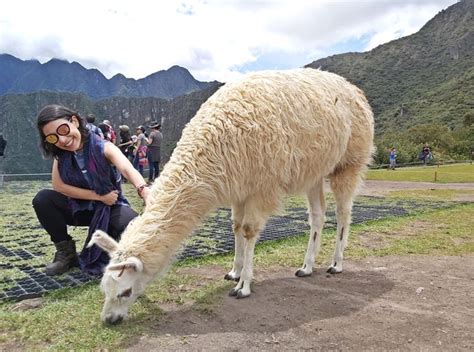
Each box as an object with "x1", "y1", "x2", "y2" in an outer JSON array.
[
  {"x1": 32, "y1": 105, "x2": 150, "y2": 276},
  {"x1": 118, "y1": 125, "x2": 132, "y2": 160},
  {"x1": 146, "y1": 121, "x2": 163, "y2": 183},
  {"x1": 422, "y1": 143, "x2": 432, "y2": 166},
  {"x1": 85, "y1": 114, "x2": 104, "y2": 139},
  {"x1": 133, "y1": 125, "x2": 147, "y2": 176},
  {"x1": 0, "y1": 133, "x2": 7, "y2": 157},
  {"x1": 129, "y1": 135, "x2": 138, "y2": 163},
  {"x1": 389, "y1": 147, "x2": 397, "y2": 170},
  {"x1": 99, "y1": 120, "x2": 117, "y2": 144}
]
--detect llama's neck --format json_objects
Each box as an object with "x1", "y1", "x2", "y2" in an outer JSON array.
[{"x1": 120, "y1": 165, "x2": 217, "y2": 276}]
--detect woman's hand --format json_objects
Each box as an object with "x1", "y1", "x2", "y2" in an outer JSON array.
[
  {"x1": 104, "y1": 143, "x2": 149, "y2": 198},
  {"x1": 100, "y1": 190, "x2": 119, "y2": 206}
]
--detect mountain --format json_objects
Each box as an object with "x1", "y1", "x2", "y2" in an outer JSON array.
[
  {"x1": 1, "y1": 0, "x2": 473, "y2": 173},
  {"x1": 306, "y1": 0, "x2": 474, "y2": 135},
  {"x1": 0, "y1": 54, "x2": 220, "y2": 100},
  {"x1": 0, "y1": 84, "x2": 222, "y2": 174}
]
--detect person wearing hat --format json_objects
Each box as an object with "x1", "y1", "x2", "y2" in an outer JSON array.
[
  {"x1": 133, "y1": 125, "x2": 147, "y2": 176},
  {"x1": 118, "y1": 125, "x2": 132, "y2": 159},
  {"x1": 100, "y1": 120, "x2": 117, "y2": 144},
  {"x1": 146, "y1": 121, "x2": 162, "y2": 183}
]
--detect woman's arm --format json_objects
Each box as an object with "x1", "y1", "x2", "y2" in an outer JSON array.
[
  {"x1": 117, "y1": 140, "x2": 133, "y2": 147},
  {"x1": 136, "y1": 135, "x2": 142, "y2": 148},
  {"x1": 147, "y1": 133, "x2": 153, "y2": 145},
  {"x1": 51, "y1": 159, "x2": 118, "y2": 205},
  {"x1": 104, "y1": 142, "x2": 151, "y2": 202}
]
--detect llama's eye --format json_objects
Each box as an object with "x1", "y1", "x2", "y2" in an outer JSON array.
[{"x1": 117, "y1": 287, "x2": 132, "y2": 298}]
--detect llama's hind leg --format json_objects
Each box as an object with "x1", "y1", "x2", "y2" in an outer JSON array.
[
  {"x1": 229, "y1": 200, "x2": 268, "y2": 299},
  {"x1": 327, "y1": 166, "x2": 362, "y2": 274},
  {"x1": 225, "y1": 203, "x2": 245, "y2": 281},
  {"x1": 296, "y1": 180, "x2": 326, "y2": 277}
]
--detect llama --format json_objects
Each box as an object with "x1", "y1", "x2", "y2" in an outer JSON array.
[{"x1": 90, "y1": 68, "x2": 374, "y2": 324}]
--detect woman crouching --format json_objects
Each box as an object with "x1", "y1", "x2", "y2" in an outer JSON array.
[{"x1": 32, "y1": 104, "x2": 150, "y2": 276}]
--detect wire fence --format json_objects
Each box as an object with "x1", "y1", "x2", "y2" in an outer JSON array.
[{"x1": 369, "y1": 159, "x2": 472, "y2": 169}]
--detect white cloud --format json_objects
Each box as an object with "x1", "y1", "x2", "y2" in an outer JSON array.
[{"x1": 0, "y1": 0, "x2": 459, "y2": 82}]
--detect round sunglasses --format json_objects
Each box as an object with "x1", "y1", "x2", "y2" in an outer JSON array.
[{"x1": 44, "y1": 122, "x2": 71, "y2": 144}]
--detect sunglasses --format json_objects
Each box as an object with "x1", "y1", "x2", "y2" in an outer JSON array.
[{"x1": 44, "y1": 122, "x2": 71, "y2": 145}]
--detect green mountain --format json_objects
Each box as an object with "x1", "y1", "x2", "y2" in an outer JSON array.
[
  {"x1": 0, "y1": 85, "x2": 221, "y2": 175},
  {"x1": 306, "y1": 0, "x2": 473, "y2": 144}
]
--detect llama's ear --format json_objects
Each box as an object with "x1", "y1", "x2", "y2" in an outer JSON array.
[
  {"x1": 87, "y1": 230, "x2": 119, "y2": 254},
  {"x1": 108, "y1": 257, "x2": 143, "y2": 276}
]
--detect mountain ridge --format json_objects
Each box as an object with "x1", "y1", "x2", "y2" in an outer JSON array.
[
  {"x1": 306, "y1": 0, "x2": 473, "y2": 135},
  {"x1": 0, "y1": 54, "x2": 220, "y2": 100}
]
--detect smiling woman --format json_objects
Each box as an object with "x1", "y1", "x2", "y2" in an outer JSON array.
[{"x1": 32, "y1": 104, "x2": 151, "y2": 276}]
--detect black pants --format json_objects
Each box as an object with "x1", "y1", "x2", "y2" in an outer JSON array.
[
  {"x1": 147, "y1": 151, "x2": 160, "y2": 181},
  {"x1": 32, "y1": 189, "x2": 138, "y2": 244}
]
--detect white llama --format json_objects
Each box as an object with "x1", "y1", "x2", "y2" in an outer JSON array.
[{"x1": 89, "y1": 68, "x2": 374, "y2": 324}]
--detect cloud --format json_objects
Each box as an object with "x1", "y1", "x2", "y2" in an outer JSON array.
[{"x1": 0, "y1": 0, "x2": 459, "y2": 82}]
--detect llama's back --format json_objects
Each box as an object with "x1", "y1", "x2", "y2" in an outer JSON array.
[{"x1": 166, "y1": 68, "x2": 374, "y2": 206}]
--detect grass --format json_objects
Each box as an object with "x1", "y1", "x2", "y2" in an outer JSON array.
[
  {"x1": 0, "y1": 179, "x2": 473, "y2": 350},
  {"x1": 366, "y1": 162, "x2": 474, "y2": 183},
  {"x1": 1, "y1": 203, "x2": 472, "y2": 350}
]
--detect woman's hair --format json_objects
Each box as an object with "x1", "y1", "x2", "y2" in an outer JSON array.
[{"x1": 37, "y1": 104, "x2": 89, "y2": 158}]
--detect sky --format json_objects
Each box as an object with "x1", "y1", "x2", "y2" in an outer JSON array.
[{"x1": 0, "y1": 0, "x2": 459, "y2": 82}]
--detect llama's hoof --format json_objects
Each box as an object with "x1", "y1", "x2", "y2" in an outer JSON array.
[
  {"x1": 224, "y1": 273, "x2": 240, "y2": 282},
  {"x1": 327, "y1": 266, "x2": 342, "y2": 274},
  {"x1": 295, "y1": 269, "x2": 312, "y2": 277},
  {"x1": 236, "y1": 290, "x2": 250, "y2": 299},
  {"x1": 229, "y1": 288, "x2": 239, "y2": 296}
]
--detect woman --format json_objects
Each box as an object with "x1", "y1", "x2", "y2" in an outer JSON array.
[
  {"x1": 147, "y1": 121, "x2": 163, "y2": 183},
  {"x1": 32, "y1": 105, "x2": 150, "y2": 276},
  {"x1": 132, "y1": 125, "x2": 147, "y2": 176}
]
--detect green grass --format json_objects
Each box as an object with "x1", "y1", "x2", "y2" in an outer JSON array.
[
  {"x1": 367, "y1": 163, "x2": 474, "y2": 183},
  {"x1": 1, "y1": 182, "x2": 473, "y2": 350}
]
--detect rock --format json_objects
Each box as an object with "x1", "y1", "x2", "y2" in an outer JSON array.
[{"x1": 10, "y1": 297, "x2": 43, "y2": 311}]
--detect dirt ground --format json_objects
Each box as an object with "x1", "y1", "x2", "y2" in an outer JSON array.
[
  {"x1": 129, "y1": 256, "x2": 474, "y2": 351},
  {"x1": 127, "y1": 181, "x2": 474, "y2": 351}
]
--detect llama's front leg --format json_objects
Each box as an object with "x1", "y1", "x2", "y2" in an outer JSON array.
[
  {"x1": 229, "y1": 223, "x2": 260, "y2": 299},
  {"x1": 224, "y1": 222, "x2": 245, "y2": 281},
  {"x1": 296, "y1": 182, "x2": 326, "y2": 277},
  {"x1": 225, "y1": 204, "x2": 245, "y2": 281}
]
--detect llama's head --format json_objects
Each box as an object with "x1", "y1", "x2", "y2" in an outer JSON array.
[{"x1": 88, "y1": 230, "x2": 146, "y2": 325}]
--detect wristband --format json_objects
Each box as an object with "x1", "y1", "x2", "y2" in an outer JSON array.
[{"x1": 136, "y1": 183, "x2": 147, "y2": 197}]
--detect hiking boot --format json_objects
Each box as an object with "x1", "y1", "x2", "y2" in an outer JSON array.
[{"x1": 45, "y1": 240, "x2": 79, "y2": 276}]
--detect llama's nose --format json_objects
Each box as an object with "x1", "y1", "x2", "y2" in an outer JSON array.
[{"x1": 104, "y1": 314, "x2": 123, "y2": 325}]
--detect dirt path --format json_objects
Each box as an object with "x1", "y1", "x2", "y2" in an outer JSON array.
[
  {"x1": 128, "y1": 255, "x2": 474, "y2": 351},
  {"x1": 358, "y1": 180, "x2": 474, "y2": 198}
]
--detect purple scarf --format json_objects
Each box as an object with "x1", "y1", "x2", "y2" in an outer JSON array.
[{"x1": 58, "y1": 132, "x2": 129, "y2": 275}]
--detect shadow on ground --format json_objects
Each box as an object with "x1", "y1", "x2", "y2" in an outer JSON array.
[{"x1": 145, "y1": 269, "x2": 392, "y2": 335}]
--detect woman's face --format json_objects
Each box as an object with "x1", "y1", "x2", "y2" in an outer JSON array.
[{"x1": 42, "y1": 116, "x2": 83, "y2": 152}]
